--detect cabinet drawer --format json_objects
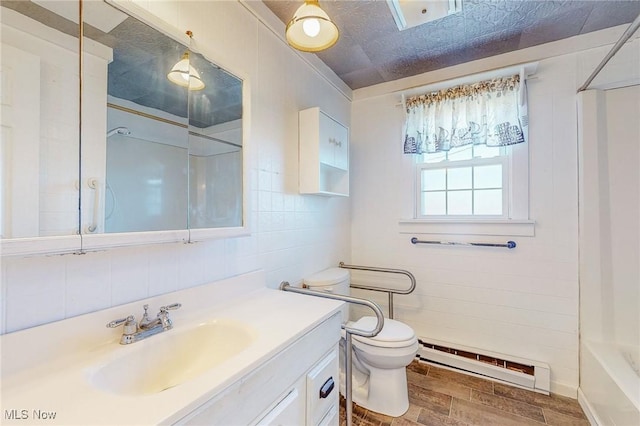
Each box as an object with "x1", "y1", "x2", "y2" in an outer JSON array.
[
  {"x1": 306, "y1": 349, "x2": 339, "y2": 425},
  {"x1": 318, "y1": 406, "x2": 338, "y2": 426},
  {"x1": 255, "y1": 378, "x2": 304, "y2": 426}
]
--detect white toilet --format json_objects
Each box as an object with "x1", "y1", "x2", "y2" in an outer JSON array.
[{"x1": 304, "y1": 268, "x2": 419, "y2": 417}]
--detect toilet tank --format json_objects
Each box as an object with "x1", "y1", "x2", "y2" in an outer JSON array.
[{"x1": 304, "y1": 268, "x2": 351, "y2": 322}]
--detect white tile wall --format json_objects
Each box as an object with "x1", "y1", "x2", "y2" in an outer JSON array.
[
  {"x1": 350, "y1": 52, "x2": 587, "y2": 396},
  {"x1": 1, "y1": 1, "x2": 350, "y2": 334}
]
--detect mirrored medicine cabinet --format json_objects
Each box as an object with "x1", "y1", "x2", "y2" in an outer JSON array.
[{"x1": 1, "y1": 0, "x2": 248, "y2": 256}]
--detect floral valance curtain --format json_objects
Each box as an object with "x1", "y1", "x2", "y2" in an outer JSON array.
[{"x1": 403, "y1": 75, "x2": 528, "y2": 154}]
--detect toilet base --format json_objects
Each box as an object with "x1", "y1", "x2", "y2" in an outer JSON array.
[{"x1": 343, "y1": 365, "x2": 410, "y2": 417}]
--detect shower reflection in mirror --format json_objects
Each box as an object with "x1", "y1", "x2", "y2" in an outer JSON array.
[
  {"x1": 187, "y1": 51, "x2": 243, "y2": 230},
  {"x1": 88, "y1": 4, "x2": 243, "y2": 234}
]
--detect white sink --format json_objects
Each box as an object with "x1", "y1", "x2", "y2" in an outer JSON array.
[{"x1": 88, "y1": 319, "x2": 256, "y2": 395}]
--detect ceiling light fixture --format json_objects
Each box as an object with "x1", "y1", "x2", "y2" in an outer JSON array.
[
  {"x1": 286, "y1": 0, "x2": 339, "y2": 52},
  {"x1": 167, "y1": 31, "x2": 205, "y2": 91}
]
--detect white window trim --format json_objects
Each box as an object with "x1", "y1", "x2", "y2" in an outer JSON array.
[
  {"x1": 401, "y1": 142, "x2": 533, "y2": 237},
  {"x1": 416, "y1": 156, "x2": 509, "y2": 219},
  {"x1": 398, "y1": 218, "x2": 535, "y2": 237},
  {"x1": 507, "y1": 140, "x2": 530, "y2": 220}
]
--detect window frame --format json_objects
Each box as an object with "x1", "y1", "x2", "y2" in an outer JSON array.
[
  {"x1": 413, "y1": 142, "x2": 529, "y2": 222},
  {"x1": 416, "y1": 153, "x2": 510, "y2": 220}
]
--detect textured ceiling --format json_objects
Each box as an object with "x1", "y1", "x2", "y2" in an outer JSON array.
[{"x1": 263, "y1": 0, "x2": 640, "y2": 90}]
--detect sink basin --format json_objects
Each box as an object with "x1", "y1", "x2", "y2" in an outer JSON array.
[{"x1": 88, "y1": 319, "x2": 256, "y2": 395}]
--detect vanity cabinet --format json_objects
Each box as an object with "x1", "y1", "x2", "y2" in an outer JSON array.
[
  {"x1": 299, "y1": 107, "x2": 349, "y2": 196},
  {"x1": 254, "y1": 350, "x2": 338, "y2": 426},
  {"x1": 175, "y1": 312, "x2": 341, "y2": 426}
]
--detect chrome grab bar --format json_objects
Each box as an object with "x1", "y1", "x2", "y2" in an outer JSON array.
[
  {"x1": 339, "y1": 262, "x2": 416, "y2": 319},
  {"x1": 411, "y1": 237, "x2": 516, "y2": 249},
  {"x1": 279, "y1": 281, "x2": 384, "y2": 426}
]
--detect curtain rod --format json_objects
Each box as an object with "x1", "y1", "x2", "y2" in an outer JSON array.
[
  {"x1": 394, "y1": 62, "x2": 538, "y2": 107},
  {"x1": 578, "y1": 13, "x2": 640, "y2": 92},
  {"x1": 394, "y1": 62, "x2": 538, "y2": 98}
]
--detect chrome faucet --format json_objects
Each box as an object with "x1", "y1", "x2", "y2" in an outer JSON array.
[{"x1": 107, "y1": 303, "x2": 181, "y2": 345}]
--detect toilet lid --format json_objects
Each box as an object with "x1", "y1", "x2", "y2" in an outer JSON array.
[{"x1": 349, "y1": 316, "x2": 416, "y2": 347}]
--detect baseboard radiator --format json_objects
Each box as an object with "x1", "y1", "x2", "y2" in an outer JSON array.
[{"x1": 416, "y1": 338, "x2": 551, "y2": 394}]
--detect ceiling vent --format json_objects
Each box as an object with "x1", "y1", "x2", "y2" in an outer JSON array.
[{"x1": 387, "y1": 0, "x2": 462, "y2": 31}]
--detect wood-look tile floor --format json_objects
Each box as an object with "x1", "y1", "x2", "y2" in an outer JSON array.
[{"x1": 339, "y1": 360, "x2": 589, "y2": 426}]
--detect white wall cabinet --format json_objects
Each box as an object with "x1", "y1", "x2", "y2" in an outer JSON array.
[{"x1": 299, "y1": 107, "x2": 349, "y2": 196}]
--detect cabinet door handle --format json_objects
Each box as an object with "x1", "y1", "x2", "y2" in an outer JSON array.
[
  {"x1": 85, "y1": 177, "x2": 99, "y2": 233},
  {"x1": 319, "y1": 376, "x2": 334, "y2": 399}
]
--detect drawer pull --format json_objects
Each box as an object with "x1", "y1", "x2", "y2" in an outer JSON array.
[{"x1": 319, "y1": 377, "x2": 335, "y2": 399}]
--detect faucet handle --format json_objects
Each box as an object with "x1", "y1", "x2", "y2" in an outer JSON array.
[
  {"x1": 159, "y1": 303, "x2": 181, "y2": 313},
  {"x1": 107, "y1": 315, "x2": 137, "y2": 337},
  {"x1": 107, "y1": 315, "x2": 138, "y2": 334},
  {"x1": 157, "y1": 303, "x2": 180, "y2": 330},
  {"x1": 106, "y1": 315, "x2": 135, "y2": 328}
]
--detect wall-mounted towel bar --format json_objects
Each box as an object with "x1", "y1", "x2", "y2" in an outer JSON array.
[{"x1": 411, "y1": 237, "x2": 516, "y2": 249}]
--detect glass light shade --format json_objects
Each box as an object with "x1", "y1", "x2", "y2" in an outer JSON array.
[
  {"x1": 167, "y1": 52, "x2": 205, "y2": 91},
  {"x1": 286, "y1": 0, "x2": 339, "y2": 52},
  {"x1": 302, "y1": 18, "x2": 321, "y2": 37}
]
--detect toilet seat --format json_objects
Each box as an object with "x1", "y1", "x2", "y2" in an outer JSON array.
[{"x1": 347, "y1": 316, "x2": 417, "y2": 349}]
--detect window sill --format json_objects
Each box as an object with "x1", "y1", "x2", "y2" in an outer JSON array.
[{"x1": 398, "y1": 218, "x2": 535, "y2": 237}]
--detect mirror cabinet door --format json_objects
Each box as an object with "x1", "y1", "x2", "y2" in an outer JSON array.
[
  {"x1": 187, "y1": 50, "x2": 243, "y2": 229},
  {"x1": 81, "y1": 2, "x2": 244, "y2": 237},
  {"x1": 1, "y1": 1, "x2": 81, "y2": 239},
  {"x1": 1, "y1": 1, "x2": 246, "y2": 253},
  {"x1": 80, "y1": 2, "x2": 190, "y2": 234}
]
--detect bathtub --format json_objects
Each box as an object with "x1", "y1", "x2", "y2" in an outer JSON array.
[{"x1": 579, "y1": 341, "x2": 640, "y2": 425}]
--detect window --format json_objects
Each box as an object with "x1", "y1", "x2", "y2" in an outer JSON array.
[
  {"x1": 417, "y1": 145, "x2": 508, "y2": 218},
  {"x1": 415, "y1": 141, "x2": 530, "y2": 221},
  {"x1": 402, "y1": 73, "x2": 530, "y2": 222}
]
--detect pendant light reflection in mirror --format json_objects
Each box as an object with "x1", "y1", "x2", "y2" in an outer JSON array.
[{"x1": 167, "y1": 31, "x2": 205, "y2": 91}]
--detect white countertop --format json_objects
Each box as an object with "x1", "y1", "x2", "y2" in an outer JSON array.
[{"x1": 0, "y1": 270, "x2": 343, "y2": 425}]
